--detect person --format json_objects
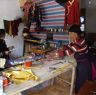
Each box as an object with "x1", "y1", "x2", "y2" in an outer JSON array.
[
  {"x1": 60, "y1": 25, "x2": 92, "y2": 94},
  {"x1": 0, "y1": 29, "x2": 10, "y2": 59},
  {"x1": 0, "y1": 29, "x2": 15, "y2": 69}
]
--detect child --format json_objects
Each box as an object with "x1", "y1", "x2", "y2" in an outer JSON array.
[{"x1": 61, "y1": 25, "x2": 92, "y2": 94}]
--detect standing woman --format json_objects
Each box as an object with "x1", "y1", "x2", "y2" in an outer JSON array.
[{"x1": 60, "y1": 25, "x2": 92, "y2": 94}]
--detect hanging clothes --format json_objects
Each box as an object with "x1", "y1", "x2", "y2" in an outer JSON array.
[
  {"x1": 0, "y1": 0, "x2": 23, "y2": 20},
  {"x1": 28, "y1": 4, "x2": 42, "y2": 31},
  {"x1": 23, "y1": 1, "x2": 32, "y2": 25},
  {"x1": 28, "y1": 4, "x2": 42, "y2": 30},
  {"x1": 64, "y1": 0, "x2": 80, "y2": 30},
  {"x1": 4, "y1": 19, "x2": 22, "y2": 37},
  {"x1": 27, "y1": 3, "x2": 36, "y2": 28}
]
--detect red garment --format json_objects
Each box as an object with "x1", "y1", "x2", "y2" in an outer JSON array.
[
  {"x1": 64, "y1": 0, "x2": 80, "y2": 30},
  {"x1": 4, "y1": 19, "x2": 21, "y2": 37},
  {"x1": 62, "y1": 37, "x2": 88, "y2": 56},
  {"x1": 23, "y1": 2, "x2": 32, "y2": 19}
]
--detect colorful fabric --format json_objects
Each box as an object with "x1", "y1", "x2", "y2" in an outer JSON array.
[
  {"x1": 36, "y1": 0, "x2": 65, "y2": 30},
  {"x1": 23, "y1": 1, "x2": 32, "y2": 20},
  {"x1": 4, "y1": 19, "x2": 22, "y2": 37},
  {"x1": 28, "y1": 4, "x2": 42, "y2": 29},
  {"x1": 64, "y1": 37, "x2": 88, "y2": 56}
]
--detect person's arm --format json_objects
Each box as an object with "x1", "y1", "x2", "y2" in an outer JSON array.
[
  {"x1": 66, "y1": 38, "x2": 88, "y2": 55},
  {"x1": 58, "y1": 38, "x2": 88, "y2": 57},
  {"x1": 64, "y1": 44, "x2": 74, "y2": 56},
  {"x1": 58, "y1": 44, "x2": 74, "y2": 57}
]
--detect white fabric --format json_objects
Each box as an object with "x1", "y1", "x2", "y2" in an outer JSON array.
[
  {"x1": 0, "y1": 0, "x2": 23, "y2": 21},
  {"x1": 0, "y1": 19, "x2": 4, "y2": 29},
  {"x1": 0, "y1": 58, "x2": 6, "y2": 68}
]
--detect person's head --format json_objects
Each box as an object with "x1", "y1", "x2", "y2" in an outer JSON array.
[
  {"x1": 68, "y1": 25, "x2": 85, "y2": 42},
  {"x1": 0, "y1": 29, "x2": 6, "y2": 40}
]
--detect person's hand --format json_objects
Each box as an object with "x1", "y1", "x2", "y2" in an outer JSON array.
[
  {"x1": 8, "y1": 46, "x2": 14, "y2": 51},
  {"x1": 5, "y1": 51, "x2": 10, "y2": 55}
]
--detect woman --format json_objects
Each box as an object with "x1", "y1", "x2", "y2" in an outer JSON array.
[{"x1": 61, "y1": 25, "x2": 92, "y2": 94}]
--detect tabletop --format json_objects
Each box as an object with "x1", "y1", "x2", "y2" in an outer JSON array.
[{"x1": 4, "y1": 56, "x2": 76, "y2": 95}]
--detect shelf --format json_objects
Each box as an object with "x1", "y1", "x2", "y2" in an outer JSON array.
[{"x1": 24, "y1": 39, "x2": 41, "y2": 43}]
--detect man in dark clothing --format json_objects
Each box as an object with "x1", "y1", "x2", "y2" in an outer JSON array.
[
  {"x1": 0, "y1": 29, "x2": 9, "y2": 59},
  {"x1": 0, "y1": 29, "x2": 13, "y2": 70}
]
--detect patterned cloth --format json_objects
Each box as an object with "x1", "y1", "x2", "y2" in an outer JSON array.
[{"x1": 64, "y1": 37, "x2": 88, "y2": 56}]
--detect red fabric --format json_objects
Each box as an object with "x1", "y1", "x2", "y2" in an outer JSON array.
[
  {"x1": 92, "y1": 63, "x2": 96, "y2": 80},
  {"x1": 23, "y1": 2, "x2": 32, "y2": 19},
  {"x1": 64, "y1": 0, "x2": 80, "y2": 30},
  {"x1": 62, "y1": 37, "x2": 88, "y2": 56}
]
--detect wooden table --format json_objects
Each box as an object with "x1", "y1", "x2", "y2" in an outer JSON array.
[{"x1": 4, "y1": 56, "x2": 76, "y2": 95}]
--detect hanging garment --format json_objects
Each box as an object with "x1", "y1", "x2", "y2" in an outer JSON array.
[
  {"x1": 28, "y1": 4, "x2": 42, "y2": 30},
  {"x1": 0, "y1": 0, "x2": 23, "y2": 20},
  {"x1": 23, "y1": 1, "x2": 32, "y2": 25},
  {"x1": 64, "y1": 0, "x2": 80, "y2": 30},
  {"x1": 4, "y1": 19, "x2": 22, "y2": 37}
]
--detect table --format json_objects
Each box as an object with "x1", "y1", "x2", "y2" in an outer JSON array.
[{"x1": 4, "y1": 56, "x2": 76, "y2": 95}]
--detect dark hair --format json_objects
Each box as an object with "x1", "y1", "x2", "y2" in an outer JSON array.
[
  {"x1": 68, "y1": 25, "x2": 86, "y2": 37},
  {"x1": 0, "y1": 29, "x2": 6, "y2": 38}
]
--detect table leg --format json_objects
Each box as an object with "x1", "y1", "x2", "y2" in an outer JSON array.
[{"x1": 70, "y1": 67, "x2": 75, "y2": 95}]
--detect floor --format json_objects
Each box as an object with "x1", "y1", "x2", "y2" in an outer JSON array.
[{"x1": 23, "y1": 70, "x2": 73, "y2": 95}]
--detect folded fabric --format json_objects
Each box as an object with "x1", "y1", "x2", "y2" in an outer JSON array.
[
  {"x1": 0, "y1": 58, "x2": 6, "y2": 68},
  {"x1": 3, "y1": 68, "x2": 38, "y2": 84}
]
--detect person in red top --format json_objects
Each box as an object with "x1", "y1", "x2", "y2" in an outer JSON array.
[{"x1": 60, "y1": 25, "x2": 92, "y2": 94}]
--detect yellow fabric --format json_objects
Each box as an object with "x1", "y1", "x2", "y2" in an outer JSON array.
[{"x1": 3, "y1": 68, "x2": 38, "y2": 84}]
